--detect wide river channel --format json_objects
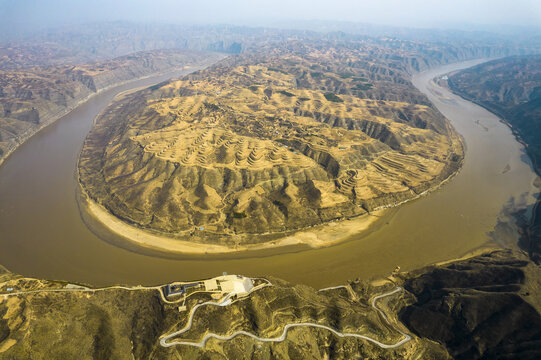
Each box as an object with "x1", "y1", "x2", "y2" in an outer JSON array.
[{"x1": 0, "y1": 59, "x2": 538, "y2": 288}]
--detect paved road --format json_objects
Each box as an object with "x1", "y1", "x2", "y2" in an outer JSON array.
[
  {"x1": 318, "y1": 285, "x2": 347, "y2": 292},
  {"x1": 2, "y1": 279, "x2": 411, "y2": 350},
  {"x1": 160, "y1": 285, "x2": 411, "y2": 349},
  {"x1": 1, "y1": 284, "x2": 161, "y2": 301}
]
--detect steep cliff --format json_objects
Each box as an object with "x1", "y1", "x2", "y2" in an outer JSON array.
[
  {"x1": 400, "y1": 250, "x2": 541, "y2": 360},
  {"x1": 448, "y1": 55, "x2": 541, "y2": 261}
]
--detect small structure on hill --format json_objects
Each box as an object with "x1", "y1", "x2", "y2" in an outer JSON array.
[
  {"x1": 203, "y1": 275, "x2": 254, "y2": 296},
  {"x1": 164, "y1": 282, "x2": 201, "y2": 298}
]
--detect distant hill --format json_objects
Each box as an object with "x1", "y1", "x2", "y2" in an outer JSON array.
[{"x1": 1, "y1": 22, "x2": 534, "y2": 71}]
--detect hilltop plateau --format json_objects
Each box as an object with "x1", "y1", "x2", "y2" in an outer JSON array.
[{"x1": 78, "y1": 42, "x2": 463, "y2": 249}]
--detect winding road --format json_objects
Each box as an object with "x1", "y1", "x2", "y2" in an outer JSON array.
[
  {"x1": 159, "y1": 285, "x2": 411, "y2": 349},
  {"x1": 0, "y1": 284, "x2": 160, "y2": 299},
  {"x1": 1, "y1": 277, "x2": 411, "y2": 350}
]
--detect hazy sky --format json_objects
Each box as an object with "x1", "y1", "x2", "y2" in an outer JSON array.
[{"x1": 1, "y1": 0, "x2": 540, "y2": 31}]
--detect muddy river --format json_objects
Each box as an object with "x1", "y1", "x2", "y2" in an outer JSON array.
[{"x1": 0, "y1": 59, "x2": 537, "y2": 288}]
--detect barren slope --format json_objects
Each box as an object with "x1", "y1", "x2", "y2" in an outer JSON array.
[
  {"x1": 1, "y1": 250, "x2": 539, "y2": 359},
  {"x1": 0, "y1": 265, "x2": 445, "y2": 359},
  {"x1": 0, "y1": 49, "x2": 222, "y2": 164},
  {"x1": 79, "y1": 43, "x2": 463, "y2": 246}
]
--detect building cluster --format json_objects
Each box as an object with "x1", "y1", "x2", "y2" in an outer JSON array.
[{"x1": 163, "y1": 274, "x2": 254, "y2": 300}]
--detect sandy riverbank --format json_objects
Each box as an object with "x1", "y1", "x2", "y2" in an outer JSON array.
[
  {"x1": 76, "y1": 117, "x2": 463, "y2": 256},
  {"x1": 79, "y1": 188, "x2": 386, "y2": 255},
  {"x1": 76, "y1": 115, "x2": 463, "y2": 256},
  {"x1": 3, "y1": 58, "x2": 537, "y2": 287}
]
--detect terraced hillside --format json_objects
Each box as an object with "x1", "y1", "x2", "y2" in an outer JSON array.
[
  {"x1": 79, "y1": 43, "x2": 463, "y2": 246},
  {"x1": 0, "y1": 49, "x2": 223, "y2": 165}
]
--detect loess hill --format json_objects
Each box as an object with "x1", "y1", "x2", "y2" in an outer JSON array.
[
  {"x1": 79, "y1": 42, "x2": 463, "y2": 244},
  {"x1": 1, "y1": 250, "x2": 539, "y2": 359},
  {"x1": 0, "y1": 49, "x2": 222, "y2": 165},
  {"x1": 0, "y1": 264, "x2": 446, "y2": 359}
]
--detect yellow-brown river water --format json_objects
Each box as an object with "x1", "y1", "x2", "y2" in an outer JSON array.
[{"x1": 0, "y1": 59, "x2": 537, "y2": 288}]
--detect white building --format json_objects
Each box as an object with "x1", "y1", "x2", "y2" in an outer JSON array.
[{"x1": 203, "y1": 275, "x2": 254, "y2": 296}]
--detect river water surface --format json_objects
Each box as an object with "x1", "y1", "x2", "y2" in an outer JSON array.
[{"x1": 0, "y1": 59, "x2": 537, "y2": 288}]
